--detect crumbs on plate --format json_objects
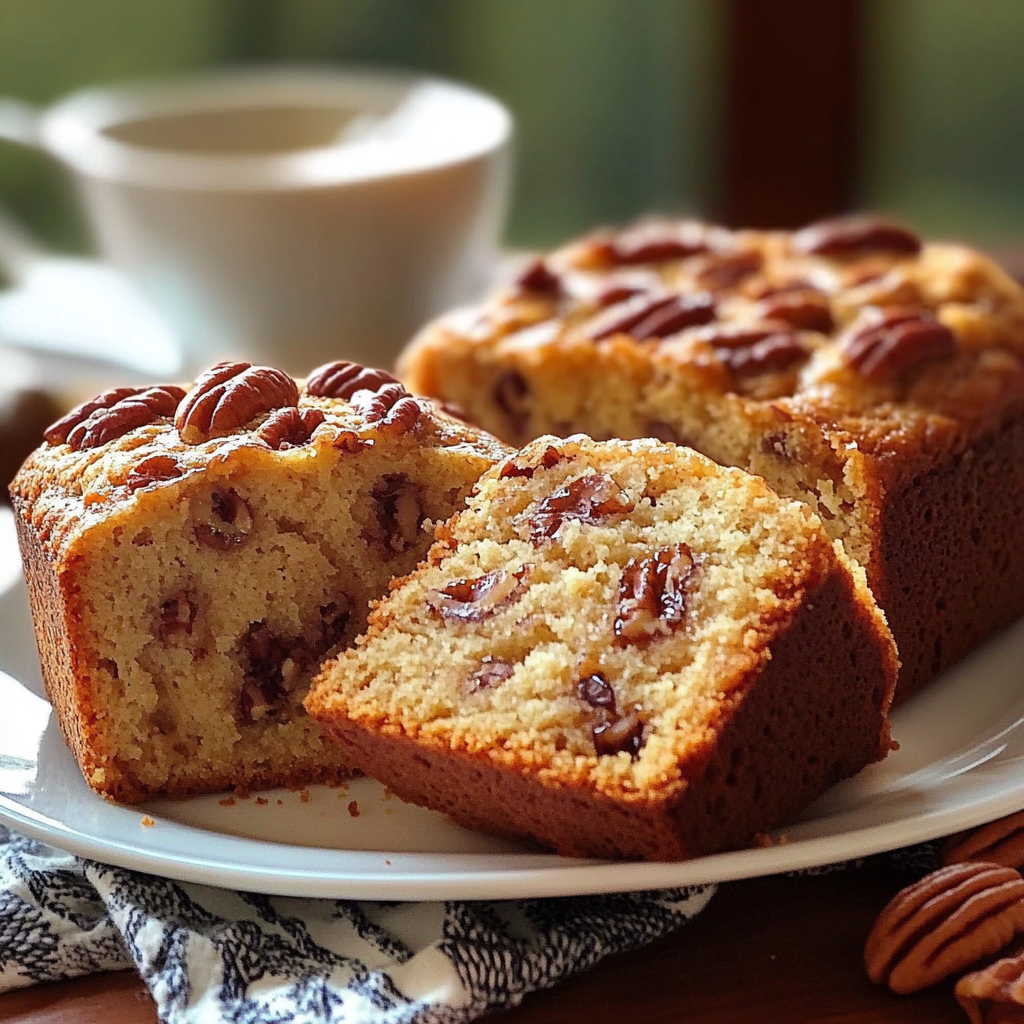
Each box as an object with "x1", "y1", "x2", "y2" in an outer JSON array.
[
  {"x1": 141, "y1": 815, "x2": 155, "y2": 828},
  {"x1": 348, "y1": 800, "x2": 360, "y2": 818}
]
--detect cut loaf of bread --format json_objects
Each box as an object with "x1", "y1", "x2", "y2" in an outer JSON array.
[
  {"x1": 307, "y1": 435, "x2": 898, "y2": 861},
  {"x1": 10, "y1": 360, "x2": 509, "y2": 802}
]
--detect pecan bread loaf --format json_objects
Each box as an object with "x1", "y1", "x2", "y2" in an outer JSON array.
[
  {"x1": 399, "y1": 216, "x2": 1024, "y2": 702},
  {"x1": 9, "y1": 360, "x2": 509, "y2": 802},
  {"x1": 306, "y1": 435, "x2": 898, "y2": 861}
]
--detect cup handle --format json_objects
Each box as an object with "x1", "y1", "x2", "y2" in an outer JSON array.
[{"x1": 0, "y1": 98, "x2": 40, "y2": 148}]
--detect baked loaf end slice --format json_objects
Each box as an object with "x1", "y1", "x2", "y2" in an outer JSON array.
[
  {"x1": 399, "y1": 216, "x2": 1024, "y2": 702},
  {"x1": 307, "y1": 435, "x2": 898, "y2": 862},
  {"x1": 9, "y1": 360, "x2": 509, "y2": 803}
]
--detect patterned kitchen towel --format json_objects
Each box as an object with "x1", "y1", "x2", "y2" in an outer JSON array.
[{"x1": 0, "y1": 825, "x2": 716, "y2": 1023}]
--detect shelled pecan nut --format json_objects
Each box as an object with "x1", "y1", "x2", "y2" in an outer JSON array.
[
  {"x1": 350, "y1": 382, "x2": 422, "y2": 434},
  {"x1": 705, "y1": 324, "x2": 810, "y2": 377},
  {"x1": 593, "y1": 705, "x2": 644, "y2": 757},
  {"x1": 176, "y1": 362, "x2": 298, "y2": 444},
  {"x1": 466, "y1": 655, "x2": 516, "y2": 692},
  {"x1": 530, "y1": 473, "x2": 632, "y2": 540},
  {"x1": 514, "y1": 258, "x2": 562, "y2": 296},
  {"x1": 46, "y1": 385, "x2": 185, "y2": 451},
  {"x1": 840, "y1": 307, "x2": 957, "y2": 382},
  {"x1": 595, "y1": 221, "x2": 715, "y2": 266},
  {"x1": 956, "y1": 947, "x2": 1024, "y2": 1024},
  {"x1": 365, "y1": 473, "x2": 423, "y2": 555},
  {"x1": 193, "y1": 488, "x2": 254, "y2": 551},
  {"x1": 755, "y1": 292, "x2": 834, "y2": 333},
  {"x1": 864, "y1": 861, "x2": 1024, "y2": 994},
  {"x1": 498, "y1": 444, "x2": 563, "y2": 479},
  {"x1": 126, "y1": 454, "x2": 184, "y2": 492},
  {"x1": 305, "y1": 361, "x2": 400, "y2": 399},
  {"x1": 587, "y1": 292, "x2": 716, "y2": 341},
  {"x1": 428, "y1": 566, "x2": 530, "y2": 622},
  {"x1": 257, "y1": 407, "x2": 325, "y2": 450},
  {"x1": 944, "y1": 812, "x2": 1024, "y2": 871},
  {"x1": 792, "y1": 216, "x2": 922, "y2": 257},
  {"x1": 692, "y1": 250, "x2": 762, "y2": 290},
  {"x1": 615, "y1": 544, "x2": 696, "y2": 643}
]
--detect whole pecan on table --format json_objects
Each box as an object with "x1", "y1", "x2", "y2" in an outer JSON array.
[
  {"x1": 839, "y1": 307, "x2": 958, "y2": 382},
  {"x1": 865, "y1": 861, "x2": 1024, "y2": 994},
  {"x1": 944, "y1": 812, "x2": 1024, "y2": 871},
  {"x1": 46, "y1": 385, "x2": 186, "y2": 451},
  {"x1": 176, "y1": 362, "x2": 298, "y2": 444},
  {"x1": 956, "y1": 946, "x2": 1024, "y2": 1024}
]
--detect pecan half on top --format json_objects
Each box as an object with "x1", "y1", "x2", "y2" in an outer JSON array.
[
  {"x1": 956, "y1": 947, "x2": 1024, "y2": 1024},
  {"x1": 792, "y1": 215, "x2": 922, "y2": 258},
  {"x1": 305, "y1": 361, "x2": 400, "y2": 400},
  {"x1": 864, "y1": 861, "x2": 1024, "y2": 994},
  {"x1": 513, "y1": 258, "x2": 563, "y2": 297},
  {"x1": 428, "y1": 565, "x2": 530, "y2": 622},
  {"x1": 126, "y1": 454, "x2": 184, "y2": 493},
  {"x1": 46, "y1": 385, "x2": 186, "y2": 452},
  {"x1": 944, "y1": 812, "x2": 1024, "y2": 871},
  {"x1": 257, "y1": 407, "x2": 325, "y2": 451},
  {"x1": 703, "y1": 324, "x2": 810, "y2": 377},
  {"x1": 586, "y1": 291, "x2": 716, "y2": 342},
  {"x1": 591, "y1": 221, "x2": 717, "y2": 267},
  {"x1": 754, "y1": 291, "x2": 834, "y2": 334},
  {"x1": 615, "y1": 544, "x2": 696, "y2": 644},
  {"x1": 350, "y1": 382, "x2": 422, "y2": 435},
  {"x1": 176, "y1": 362, "x2": 298, "y2": 444},
  {"x1": 839, "y1": 307, "x2": 957, "y2": 382},
  {"x1": 530, "y1": 473, "x2": 632, "y2": 541}
]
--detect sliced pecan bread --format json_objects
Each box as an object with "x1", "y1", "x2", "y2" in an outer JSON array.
[
  {"x1": 307, "y1": 435, "x2": 898, "y2": 861},
  {"x1": 399, "y1": 216, "x2": 1024, "y2": 702},
  {"x1": 9, "y1": 360, "x2": 509, "y2": 802}
]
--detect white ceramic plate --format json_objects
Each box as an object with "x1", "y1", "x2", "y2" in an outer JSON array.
[{"x1": 2, "y1": 506, "x2": 1024, "y2": 900}]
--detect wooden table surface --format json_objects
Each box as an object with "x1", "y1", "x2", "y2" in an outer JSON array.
[{"x1": 0, "y1": 864, "x2": 966, "y2": 1024}]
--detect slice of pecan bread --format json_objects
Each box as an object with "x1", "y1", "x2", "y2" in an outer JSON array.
[
  {"x1": 9, "y1": 360, "x2": 509, "y2": 802},
  {"x1": 399, "y1": 216, "x2": 1024, "y2": 702},
  {"x1": 307, "y1": 435, "x2": 898, "y2": 862}
]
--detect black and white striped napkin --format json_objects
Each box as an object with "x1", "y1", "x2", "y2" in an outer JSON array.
[{"x1": 0, "y1": 824, "x2": 717, "y2": 1023}]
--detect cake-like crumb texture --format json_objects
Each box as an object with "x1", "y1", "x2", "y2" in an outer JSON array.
[
  {"x1": 10, "y1": 361, "x2": 510, "y2": 803},
  {"x1": 307, "y1": 435, "x2": 898, "y2": 861},
  {"x1": 399, "y1": 216, "x2": 1024, "y2": 701}
]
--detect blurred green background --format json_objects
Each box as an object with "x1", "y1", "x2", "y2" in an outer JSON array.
[{"x1": 2, "y1": 0, "x2": 1024, "y2": 253}]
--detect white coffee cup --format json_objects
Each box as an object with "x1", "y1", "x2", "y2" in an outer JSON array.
[{"x1": 0, "y1": 67, "x2": 512, "y2": 376}]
